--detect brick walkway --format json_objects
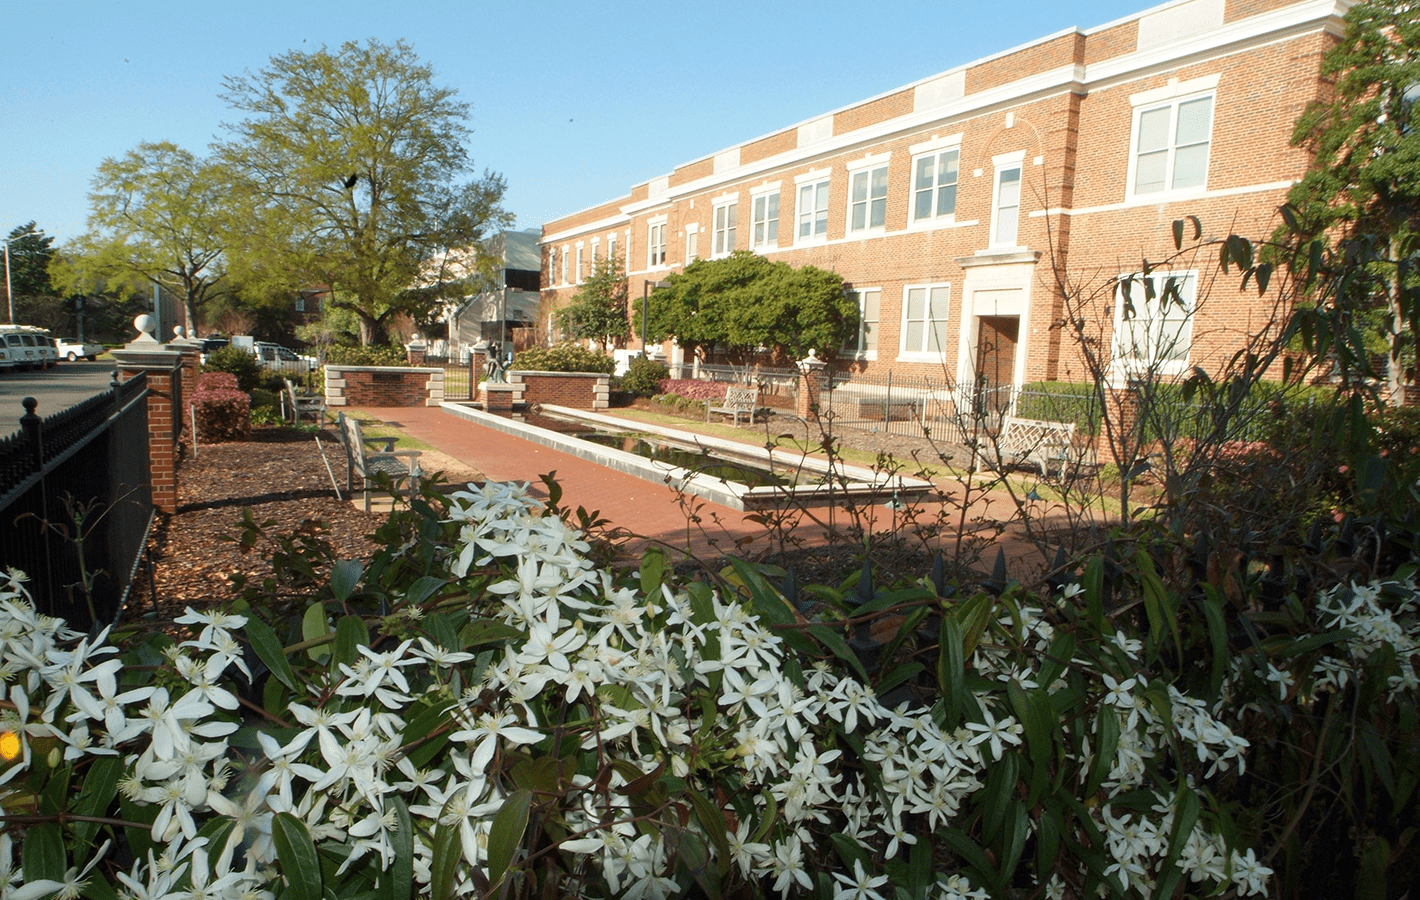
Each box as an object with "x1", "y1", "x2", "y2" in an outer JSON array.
[{"x1": 352, "y1": 405, "x2": 1068, "y2": 579}]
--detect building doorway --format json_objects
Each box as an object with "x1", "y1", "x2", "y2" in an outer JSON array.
[{"x1": 973, "y1": 315, "x2": 1019, "y2": 427}]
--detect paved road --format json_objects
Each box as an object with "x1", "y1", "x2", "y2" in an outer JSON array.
[{"x1": 0, "y1": 361, "x2": 119, "y2": 429}]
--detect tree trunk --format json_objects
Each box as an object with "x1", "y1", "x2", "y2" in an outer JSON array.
[{"x1": 1388, "y1": 233, "x2": 1406, "y2": 406}]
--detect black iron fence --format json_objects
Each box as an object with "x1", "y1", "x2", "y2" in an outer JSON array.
[{"x1": 0, "y1": 374, "x2": 152, "y2": 630}]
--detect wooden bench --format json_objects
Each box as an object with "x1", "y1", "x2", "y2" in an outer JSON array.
[
  {"x1": 283, "y1": 378, "x2": 326, "y2": 426},
  {"x1": 992, "y1": 416, "x2": 1078, "y2": 477},
  {"x1": 706, "y1": 385, "x2": 761, "y2": 427},
  {"x1": 337, "y1": 412, "x2": 423, "y2": 511}
]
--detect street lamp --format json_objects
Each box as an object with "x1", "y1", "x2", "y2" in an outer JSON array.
[
  {"x1": 3, "y1": 228, "x2": 40, "y2": 324},
  {"x1": 641, "y1": 279, "x2": 670, "y2": 358}
]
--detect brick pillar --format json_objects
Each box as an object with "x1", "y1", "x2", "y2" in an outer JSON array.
[
  {"x1": 406, "y1": 340, "x2": 427, "y2": 366},
  {"x1": 796, "y1": 349, "x2": 827, "y2": 423},
  {"x1": 1096, "y1": 383, "x2": 1140, "y2": 461},
  {"x1": 483, "y1": 383, "x2": 515, "y2": 413},
  {"x1": 168, "y1": 338, "x2": 201, "y2": 441},
  {"x1": 111, "y1": 322, "x2": 183, "y2": 514}
]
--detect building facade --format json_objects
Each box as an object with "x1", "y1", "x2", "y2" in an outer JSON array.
[{"x1": 540, "y1": 0, "x2": 1340, "y2": 395}]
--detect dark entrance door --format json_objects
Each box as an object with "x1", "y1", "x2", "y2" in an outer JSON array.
[{"x1": 974, "y1": 315, "x2": 1019, "y2": 428}]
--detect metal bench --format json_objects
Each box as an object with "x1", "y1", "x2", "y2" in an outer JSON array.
[
  {"x1": 992, "y1": 416, "x2": 1078, "y2": 477},
  {"x1": 706, "y1": 385, "x2": 761, "y2": 427},
  {"x1": 283, "y1": 378, "x2": 326, "y2": 426},
  {"x1": 337, "y1": 412, "x2": 423, "y2": 511}
]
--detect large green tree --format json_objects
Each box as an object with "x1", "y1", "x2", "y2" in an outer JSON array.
[
  {"x1": 1287, "y1": 0, "x2": 1420, "y2": 402},
  {"x1": 218, "y1": 38, "x2": 510, "y2": 345},
  {"x1": 4, "y1": 222, "x2": 62, "y2": 328},
  {"x1": 51, "y1": 142, "x2": 231, "y2": 334},
  {"x1": 555, "y1": 256, "x2": 630, "y2": 351},
  {"x1": 638, "y1": 251, "x2": 855, "y2": 363}
]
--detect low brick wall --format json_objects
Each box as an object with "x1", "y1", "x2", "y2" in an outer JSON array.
[
  {"x1": 508, "y1": 371, "x2": 609, "y2": 409},
  {"x1": 326, "y1": 365, "x2": 445, "y2": 408}
]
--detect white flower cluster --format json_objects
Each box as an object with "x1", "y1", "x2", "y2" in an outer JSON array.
[
  {"x1": 0, "y1": 483, "x2": 1274, "y2": 899},
  {"x1": 1311, "y1": 574, "x2": 1420, "y2": 699}
]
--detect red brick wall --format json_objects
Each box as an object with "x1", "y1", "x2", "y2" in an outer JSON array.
[
  {"x1": 510, "y1": 371, "x2": 610, "y2": 409},
  {"x1": 327, "y1": 366, "x2": 445, "y2": 407},
  {"x1": 116, "y1": 360, "x2": 181, "y2": 514}
]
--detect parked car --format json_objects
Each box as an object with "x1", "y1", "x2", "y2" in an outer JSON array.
[
  {"x1": 0, "y1": 325, "x2": 57, "y2": 370},
  {"x1": 253, "y1": 342, "x2": 316, "y2": 372},
  {"x1": 200, "y1": 336, "x2": 229, "y2": 364},
  {"x1": 55, "y1": 338, "x2": 104, "y2": 361}
]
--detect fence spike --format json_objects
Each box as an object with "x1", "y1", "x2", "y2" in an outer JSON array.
[
  {"x1": 854, "y1": 559, "x2": 874, "y2": 607},
  {"x1": 983, "y1": 547, "x2": 1009, "y2": 596}
]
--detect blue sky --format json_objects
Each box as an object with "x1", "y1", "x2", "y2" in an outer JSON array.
[{"x1": 2, "y1": 0, "x2": 1149, "y2": 247}]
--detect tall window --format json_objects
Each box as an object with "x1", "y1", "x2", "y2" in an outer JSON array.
[
  {"x1": 548, "y1": 247, "x2": 557, "y2": 285},
  {"x1": 575, "y1": 245, "x2": 584, "y2": 283},
  {"x1": 991, "y1": 164, "x2": 1022, "y2": 247},
  {"x1": 1113, "y1": 271, "x2": 1195, "y2": 372},
  {"x1": 901, "y1": 284, "x2": 951, "y2": 356},
  {"x1": 607, "y1": 233, "x2": 617, "y2": 264},
  {"x1": 687, "y1": 226, "x2": 699, "y2": 262},
  {"x1": 849, "y1": 165, "x2": 888, "y2": 233},
  {"x1": 752, "y1": 192, "x2": 779, "y2": 249},
  {"x1": 842, "y1": 288, "x2": 880, "y2": 357},
  {"x1": 713, "y1": 202, "x2": 737, "y2": 256},
  {"x1": 561, "y1": 246, "x2": 569, "y2": 285},
  {"x1": 1131, "y1": 94, "x2": 1213, "y2": 196},
  {"x1": 912, "y1": 148, "x2": 959, "y2": 222},
  {"x1": 797, "y1": 179, "x2": 829, "y2": 242},
  {"x1": 647, "y1": 221, "x2": 666, "y2": 268}
]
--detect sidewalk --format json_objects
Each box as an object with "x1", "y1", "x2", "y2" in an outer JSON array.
[{"x1": 352, "y1": 405, "x2": 1065, "y2": 577}]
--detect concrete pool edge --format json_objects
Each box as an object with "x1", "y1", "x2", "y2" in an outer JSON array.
[{"x1": 438, "y1": 401, "x2": 933, "y2": 512}]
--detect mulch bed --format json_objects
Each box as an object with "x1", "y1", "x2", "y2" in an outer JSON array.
[{"x1": 132, "y1": 426, "x2": 385, "y2": 621}]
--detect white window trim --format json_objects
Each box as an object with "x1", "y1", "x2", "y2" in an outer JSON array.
[
  {"x1": 909, "y1": 140, "x2": 963, "y2": 230},
  {"x1": 750, "y1": 184, "x2": 781, "y2": 252},
  {"x1": 843, "y1": 286, "x2": 881, "y2": 360},
  {"x1": 561, "y1": 244, "x2": 569, "y2": 285},
  {"x1": 897, "y1": 282, "x2": 952, "y2": 361},
  {"x1": 712, "y1": 197, "x2": 738, "y2": 258},
  {"x1": 606, "y1": 233, "x2": 617, "y2": 265},
  {"x1": 1124, "y1": 79, "x2": 1217, "y2": 203},
  {"x1": 989, "y1": 151, "x2": 1026, "y2": 250},
  {"x1": 794, "y1": 169, "x2": 832, "y2": 246},
  {"x1": 846, "y1": 153, "x2": 891, "y2": 236},
  {"x1": 686, "y1": 222, "x2": 700, "y2": 263},
  {"x1": 1109, "y1": 268, "x2": 1196, "y2": 377},
  {"x1": 575, "y1": 242, "x2": 585, "y2": 285},
  {"x1": 647, "y1": 216, "x2": 668, "y2": 270}
]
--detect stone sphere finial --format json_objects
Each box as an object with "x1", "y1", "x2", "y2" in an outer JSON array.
[
  {"x1": 173, "y1": 325, "x2": 186, "y2": 339},
  {"x1": 134, "y1": 314, "x2": 157, "y2": 338}
]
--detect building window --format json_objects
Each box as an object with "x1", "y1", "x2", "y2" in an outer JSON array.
[
  {"x1": 575, "y1": 244, "x2": 584, "y2": 283},
  {"x1": 713, "y1": 201, "x2": 737, "y2": 256},
  {"x1": 687, "y1": 226, "x2": 699, "y2": 262},
  {"x1": 752, "y1": 191, "x2": 779, "y2": 249},
  {"x1": 991, "y1": 163, "x2": 1022, "y2": 248},
  {"x1": 1131, "y1": 94, "x2": 1213, "y2": 196},
  {"x1": 548, "y1": 247, "x2": 557, "y2": 285},
  {"x1": 901, "y1": 283, "x2": 951, "y2": 356},
  {"x1": 849, "y1": 165, "x2": 888, "y2": 233},
  {"x1": 591, "y1": 238, "x2": 600, "y2": 261},
  {"x1": 797, "y1": 179, "x2": 829, "y2": 242},
  {"x1": 294, "y1": 296, "x2": 306, "y2": 312},
  {"x1": 842, "y1": 288, "x2": 880, "y2": 357},
  {"x1": 912, "y1": 148, "x2": 959, "y2": 223},
  {"x1": 647, "y1": 221, "x2": 666, "y2": 268},
  {"x1": 607, "y1": 234, "x2": 617, "y2": 264},
  {"x1": 561, "y1": 245, "x2": 569, "y2": 285},
  {"x1": 1112, "y1": 271, "x2": 1195, "y2": 372}
]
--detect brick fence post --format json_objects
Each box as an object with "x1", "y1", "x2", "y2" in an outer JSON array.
[
  {"x1": 111, "y1": 317, "x2": 184, "y2": 514},
  {"x1": 168, "y1": 335, "x2": 201, "y2": 441},
  {"x1": 796, "y1": 349, "x2": 827, "y2": 424}
]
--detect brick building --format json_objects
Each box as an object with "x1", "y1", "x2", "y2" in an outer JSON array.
[{"x1": 540, "y1": 0, "x2": 1341, "y2": 398}]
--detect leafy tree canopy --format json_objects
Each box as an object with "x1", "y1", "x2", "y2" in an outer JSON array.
[
  {"x1": 51, "y1": 142, "x2": 231, "y2": 334},
  {"x1": 218, "y1": 38, "x2": 510, "y2": 345},
  {"x1": 639, "y1": 251, "x2": 854, "y2": 363},
  {"x1": 1287, "y1": 0, "x2": 1420, "y2": 399},
  {"x1": 555, "y1": 255, "x2": 629, "y2": 351},
  {"x1": 5, "y1": 222, "x2": 56, "y2": 299}
]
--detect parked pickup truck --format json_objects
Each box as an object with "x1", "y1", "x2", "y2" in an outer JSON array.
[{"x1": 55, "y1": 338, "x2": 104, "y2": 361}]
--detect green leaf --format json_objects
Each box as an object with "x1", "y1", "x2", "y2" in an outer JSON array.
[
  {"x1": 830, "y1": 832, "x2": 870, "y2": 871},
  {"x1": 1172, "y1": 218, "x2": 1184, "y2": 250},
  {"x1": 938, "y1": 828, "x2": 1001, "y2": 893},
  {"x1": 1082, "y1": 558, "x2": 1105, "y2": 632},
  {"x1": 401, "y1": 698, "x2": 456, "y2": 769},
  {"x1": 998, "y1": 800, "x2": 1029, "y2": 883},
  {"x1": 272, "y1": 811, "x2": 324, "y2": 900},
  {"x1": 487, "y1": 789, "x2": 532, "y2": 889},
  {"x1": 22, "y1": 821, "x2": 65, "y2": 884},
  {"x1": 1201, "y1": 585, "x2": 1230, "y2": 699},
  {"x1": 303, "y1": 603, "x2": 331, "y2": 663},
  {"x1": 938, "y1": 616, "x2": 967, "y2": 730},
  {"x1": 808, "y1": 623, "x2": 869, "y2": 682},
  {"x1": 640, "y1": 547, "x2": 666, "y2": 599},
  {"x1": 403, "y1": 575, "x2": 445, "y2": 607},
  {"x1": 380, "y1": 796, "x2": 415, "y2": 900},
  {"x1": 1085, "y1": 707, "x2": 1120, "y2": 797},
  {"x1": 429, "y1": 812, "x2": 464, "y2": 900},
  {"x1": 459, "y1": 617, "x2": 523, "y2": 650},
  {"x1": 72, "y1": 755, "x2": 123, "y2": 856},
  {"x1": 330, "y1": 559, "x2": 364, "y2": 601},
  {"x1": 246, "y1": 615, "x2": 299, "y2": 692},
  {"x1": 687, "y1": 788, "x2": 732, "y2": 878},
  {"x1": 333, "y1": 614, "x2": 370, "y2": 669},
  {"x1": 1134, "y1": 548, "x2": 1180, "y2": 663}
]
